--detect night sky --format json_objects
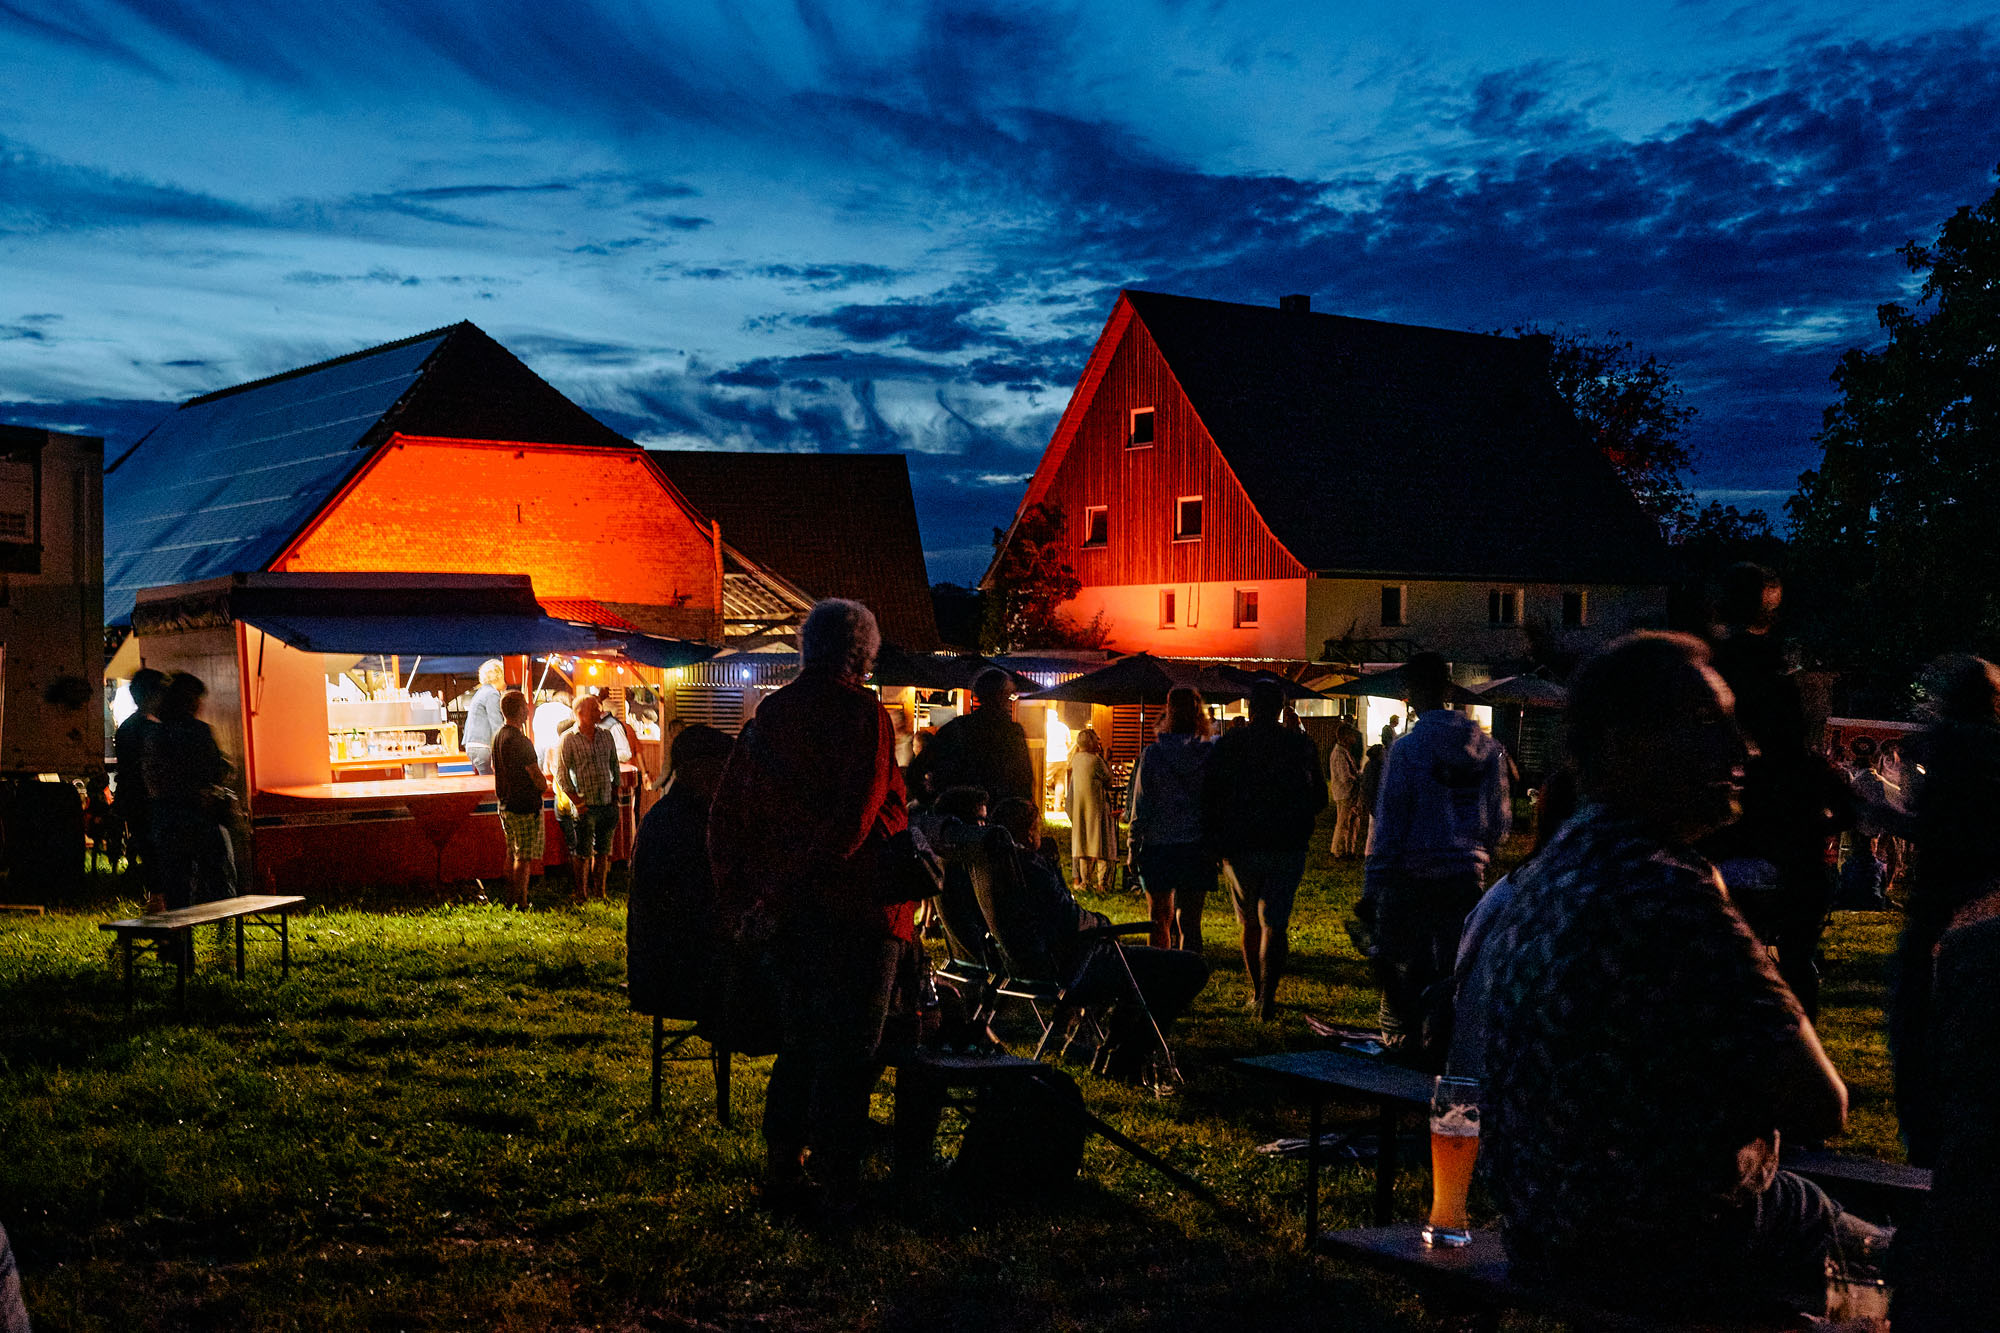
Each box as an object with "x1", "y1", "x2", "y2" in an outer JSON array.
[{"x1": 4, "y1": 2, "x2": 1999, "y2": 585}]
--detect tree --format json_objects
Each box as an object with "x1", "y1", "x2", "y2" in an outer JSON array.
[
  {"x1": 981, "y1": 502, "x2": 1106, "y2": 652},
  {"x1": 1520, "y1": 325, "x2": 1699, "y2": 533},
  {"x1": 1789, "y1": 172, "x2": 2000, "y2": 670}
]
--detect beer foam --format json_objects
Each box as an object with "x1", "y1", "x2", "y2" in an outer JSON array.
[{"x1": 1432, "y1": 1107, "x2": 1480, "y2": 1136}]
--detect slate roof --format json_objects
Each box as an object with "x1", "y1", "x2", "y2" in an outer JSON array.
[
  {"x1": 103, "y1": 322, "x2": 630, "y2": 625},
  {"x1": 649, "y1": 450, "x2": 941, "y2": 650},
  {"x1": 1120, "y1": 290, "x2": 1673, "y2": 585}
]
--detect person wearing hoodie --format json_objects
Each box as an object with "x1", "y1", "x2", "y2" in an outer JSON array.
[
  {"x1": 1363, "y1": 652, "x2": 1510, "y2": 1067},
  {"x1": 1128, "y1": 687, "x2": 1216, "y2": 954}
]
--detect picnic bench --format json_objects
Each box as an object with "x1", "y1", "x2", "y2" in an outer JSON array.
[
  {"x1": 1783, "y1": 1146, "x2": 1931, "y2": 1218},
  {"x1": 1235, "y1": 1048, "x2": 1434, "y2": 1239},
  {"x1": 1318, "y1": 1224, "x2": 1865, "y2": 1333},
  {"x1": 99, "y1": 895, "x2": 305, "y2": 1011}
]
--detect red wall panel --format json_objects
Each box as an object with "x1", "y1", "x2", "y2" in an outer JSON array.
[{"x1": 1040, "y1": 316, "x2": 1306, "y2": 586}]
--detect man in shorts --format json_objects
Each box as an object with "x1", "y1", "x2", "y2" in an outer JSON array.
[
  {"x1": 492, "y1": 690, "x2": 545, "y2": 910},
  {"x1": 557, "y1": 694, "x2": 622, "y2": 903}
]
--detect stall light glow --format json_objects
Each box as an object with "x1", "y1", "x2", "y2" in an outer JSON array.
[
  {"x1": 1045, "y1": 712, "x2": 1073, "y2": 765},
  {"x1": 739, "y1": 668, "x2": 751, "y2": 681}
]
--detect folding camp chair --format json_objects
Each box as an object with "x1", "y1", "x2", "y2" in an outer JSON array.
[
  {"x1": 963, "y1": 826, "x2": 1184, "y2": 1085},
  {"x1": 928, "y1": 839, "x2": 1006, "y2": 1021}
]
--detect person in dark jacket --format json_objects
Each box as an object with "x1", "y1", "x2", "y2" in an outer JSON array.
[
  {"x1": 1890, "y1": 910, "x2": 2000, "y2": 1329},
  {"x1": 1203, "y1": 679, "x2": 1327, "y2": 1019},
  {"x1": 708, "y1": 598, "x2": 909, "y2": 1216},
  {"x1": 924, "y1": 669, "x2": 1035, "y2": 807},
  {"x1": 628, "y1": 724, "x2": 736, "y2": 1022},
  {"x1": 143, "y1": 671, "x2": 237, "y2": 910},
  {"x1": 1699, "y1": 563, "x2": 1846, "y2": 1020},
  {"x1": 114, "y1": 667, "x2": 167, "y2": 910}
]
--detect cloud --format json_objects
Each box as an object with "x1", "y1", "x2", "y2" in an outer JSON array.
[
  {"x1": 643, "y1": 213, "x2": 713, "y2": 232},
  {"x1": 0, "y1": 138, "x2": 270, "y2": 234},
  {"x1": 798, "y1": 299, "x2": 999, "y2": 353}
]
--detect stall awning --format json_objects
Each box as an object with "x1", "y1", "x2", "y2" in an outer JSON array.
[{"x1": 243, "y1": 612, "x2": 612, "y2": 656}]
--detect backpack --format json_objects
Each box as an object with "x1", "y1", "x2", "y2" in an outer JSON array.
[{"x1": 949, "y1": 1065, "x2": 1086, "y2": 1197}]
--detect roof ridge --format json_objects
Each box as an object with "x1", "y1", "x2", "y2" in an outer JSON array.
[
  {"x1": 1122, "y1": 289, "x2": 1527, "y2": 352},
  {"x1": 175, "y1": 321, "x2": 473, "y2": 410}
]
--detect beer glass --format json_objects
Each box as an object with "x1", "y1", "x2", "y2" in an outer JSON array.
[{"x1": 1423, "y1": 1075, "x2": 1480, "y2": 1248}]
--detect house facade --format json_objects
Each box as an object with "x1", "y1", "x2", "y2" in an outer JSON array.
[{"x1": 992, "y1": 290, "x2": 1672, "y2": 673}]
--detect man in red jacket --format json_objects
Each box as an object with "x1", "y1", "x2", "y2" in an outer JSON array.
[{"x1": 709, "y1": 598, "x2": 909, "y2": 1216}]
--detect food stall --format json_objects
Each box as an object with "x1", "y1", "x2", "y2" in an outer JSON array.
[{"x1": 127, "y1": 571, "x2": 712, "y2": 895}]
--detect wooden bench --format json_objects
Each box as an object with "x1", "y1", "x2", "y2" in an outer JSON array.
[
  {"x1": 99, "y1": 895, "x2": 305, "y2": 1012},
  {"x1": 1319, "y1": 1224, "x2": 1830, "y2": 1332},
  {"x1": 1235, "y1": 1048, "x2": 1434, "y2": 1238}
]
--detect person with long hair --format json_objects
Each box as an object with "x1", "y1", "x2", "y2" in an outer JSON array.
[
  {"x1": 1128, "y1": 687, "x2": 1215, "y2": 953},
  {"x1": 1065, "y1": 726, "x2": 1119, "y2": 892},
  {"x1": 143, "y1": 671, "x2": 238, "y2": 911}
]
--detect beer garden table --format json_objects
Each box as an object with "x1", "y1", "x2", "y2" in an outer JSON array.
[
  {"x1": 99, "y1": 895, "x2": 307, "y2": 1012},
  {"x1": 1234, "y1": 1048, "x2": 1434, "y2": 1241}
]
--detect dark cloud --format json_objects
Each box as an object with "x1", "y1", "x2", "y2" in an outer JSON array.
[
  {"x1": 0, "y1": 138, "x2": 269, "y2": 234},
  {"x1": 798, "y1": 299, "x2": 997, "y2": 353},
  {"x1": 282, "y1": 268, "x2": 507, "y2": 288},
  {"x1": 643, "y1": 213, "x2": 713, "y2": 231},
  {"x1": 387, "y1": 182, "x2": 575, "y2": 200},
  {"x1": 753, "y1": 262, "x2": 903, "y2": 289},
  {"x1": 0, "y1": 398, "x2": 175, "y2": 452}
]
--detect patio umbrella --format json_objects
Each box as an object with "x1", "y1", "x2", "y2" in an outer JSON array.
[
  {"x1": 1318, "y1": 664, "x2": 1485, "y2": 707},
  {"x1": 1207, "y1": 663, "x2": 1329, "y2": 702},
  {"x1": 1019, "y1": 652, "x2": 1246, "y2": 705},
  {"x1": 1473, "y1": 675, "x2": 1569, "y2": 709},
  {"x1": 870, "y1": 645, "x2": 1040, "y2": 693}
]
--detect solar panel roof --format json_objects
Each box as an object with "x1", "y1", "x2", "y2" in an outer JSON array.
[{"x1": 103, "y1": 333, "x2": 449, "y2": 625}]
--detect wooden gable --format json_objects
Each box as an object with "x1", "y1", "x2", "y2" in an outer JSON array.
[
  {"x1": 272, "y1": 434, "x2": 723, "y2": 641},
  {"x1": 1019, "y1": 296, "x2": 1306, "y2": 588}
]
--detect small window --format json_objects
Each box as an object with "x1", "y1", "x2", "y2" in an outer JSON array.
[
  {"x1": 1235, "y1": 588, "x2": 1259, "y2": 627},
  {"x1": 1082, "y1": 506, "x2": 1109, "y2": 548},
  {"x1": 1488, "y1": 589, "x2": 1520, "y2": 626},
  {"x1": 1128, "y1": 407, "x2": 1155, "y2": 448},
  {"x1": 1380, "y1": 585, "x2": 1406, "y2": 628},
  {"x1": 1562, "y1": 590, "x2": 1587, "y2": 628},
  {"x1": 1174, "y1": 496, "x2": 1203, "y2": 541},
  {"x1": 1159, "y1": 588, "x2": 1178, "y2": 627}
]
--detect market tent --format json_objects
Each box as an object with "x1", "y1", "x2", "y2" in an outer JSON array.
[
  {"x1": 614, "y1": 633, "x2": 720, "y2": 670},
  {"x1": 1473, "y1": 675, "x2": 1569, "y2": 709},
  {"x1": 1021, "y1": 652, "x2": 1246, "y2": 705},
  {"x1": 1319, "y1": 665, "x2": 1485, "y2": 706}
]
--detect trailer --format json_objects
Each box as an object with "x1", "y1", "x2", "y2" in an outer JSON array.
[{"x1": 0, "y1": 425, "x2": 106, "y2": 902}]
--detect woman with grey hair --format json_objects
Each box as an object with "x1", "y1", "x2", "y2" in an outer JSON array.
[
  {"x1": 463, "y1": 659, "x2": 508, "y2": 775},
  {"x1": 709, "y1": 598, "x2": 909, "y2": 1217}
]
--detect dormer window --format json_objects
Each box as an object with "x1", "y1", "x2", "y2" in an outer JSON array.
[
  {"x1": 1128, "y1": 407, "x2": 1155, "y2": 448},
  {"x1": 1174, "y1": 496, "x2": 1203, "y2": 541},
  {"x1": 1082, "y1": 505, "x2": 1109, "y2": 548}
]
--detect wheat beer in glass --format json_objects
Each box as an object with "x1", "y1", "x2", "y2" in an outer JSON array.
[{"x1": 1423, "y1": 1075, "x2": 1480, "y2": 1248}]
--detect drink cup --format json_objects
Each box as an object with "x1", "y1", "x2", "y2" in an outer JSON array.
[{"x1": 1423, "y1": 1075, "x2": 1480, "y2": 1248}]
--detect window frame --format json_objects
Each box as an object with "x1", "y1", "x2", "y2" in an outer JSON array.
[
  {"x1": 1380, "y1": 584, "x2": 1407, "y2": 628},
  {"x1": 1127, "y1": 406, "x2": 1156, "y2": 449},
  {"x1": 1173, "y1": 494, "x2": 1204, "y2": 542},
  {"x1": 1159, "y1": 587, "x2": 1178, "y2": 628},
  {"x1": 1488, "y1": 587, "x2": 1521, "y2": 627},
  {"x1": 1081, "y1": 505, "x2": 1109, "y2": 549},
  {"x1": 1235, "y1": 587, "x2": 1260, "y2": 627},
  {"x1": 1561, "y1": 589, "x2": 1587, "y2": 629}
]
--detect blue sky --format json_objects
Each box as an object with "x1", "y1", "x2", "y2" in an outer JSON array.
[{"x1": 4, "y1": 1, "x2": 1999, "y2": 584}]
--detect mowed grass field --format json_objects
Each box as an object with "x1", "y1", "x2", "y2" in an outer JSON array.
[{"x1": 0, "y1": 819, "x2": 1903, "y2": 1332}]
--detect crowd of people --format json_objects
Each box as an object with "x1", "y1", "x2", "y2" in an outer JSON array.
[{"x1": 79, "y1": 569, "x2": 2000, "y2": 1325}]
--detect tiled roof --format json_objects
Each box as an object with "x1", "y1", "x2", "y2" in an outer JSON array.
[
  {"x1": 650, "y1": 450, "x2": 941, "y2": 650},
  {"x1": 538, "y1": 597, "x2": 641, "y2": 632},
  {"x1": 103, "y1": 322, "x2": 631, "y2": 625},
  {"x1": 1121, "y1": 290, "x2": 1673, "y2": 585}
]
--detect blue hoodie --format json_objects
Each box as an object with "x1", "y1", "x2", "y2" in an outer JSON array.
[
  {"x1": 1364, "y1": 708, "x2": 1511, "y2": 880},
  {"x1": 1129, "y1": 731, "x2": 1212, "y2": 849}
]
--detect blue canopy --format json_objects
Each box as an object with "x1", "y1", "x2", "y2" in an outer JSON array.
[{"x1": 243, "y1": 612, "x2": 611, "y2": 657}]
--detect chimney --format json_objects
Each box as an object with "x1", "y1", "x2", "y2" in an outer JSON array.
[{"x1": 1279, "y1": 293, "x2": 1311, "y2": 314}]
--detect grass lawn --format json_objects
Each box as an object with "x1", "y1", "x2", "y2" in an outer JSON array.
[{"x1": 0, "y1": 821, "x2": 1902, "y2": 1331}]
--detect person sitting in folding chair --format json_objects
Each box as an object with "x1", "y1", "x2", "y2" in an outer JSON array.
[{"x1": 990, "y1": 798, "x2": 1209, "y2": 1084}]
